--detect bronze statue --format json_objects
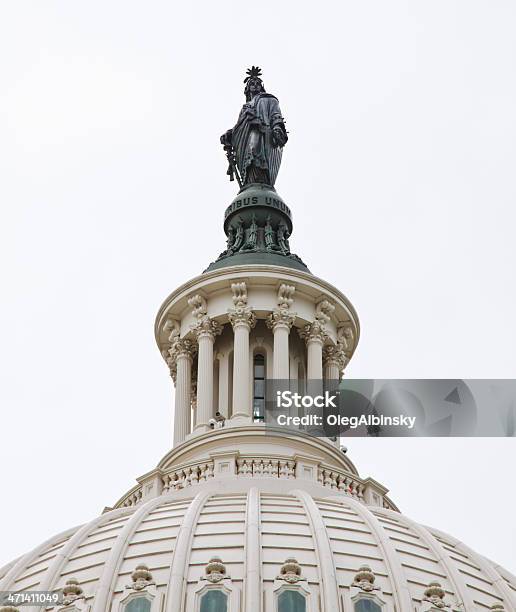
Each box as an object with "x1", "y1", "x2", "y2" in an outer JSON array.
[{"x1": 221, "y1": 67, "x2": 288, "y2": 188}]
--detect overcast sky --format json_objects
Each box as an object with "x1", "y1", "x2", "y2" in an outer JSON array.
[{"x1": 1, "y1": 1, "x2": 515, "y2": 573}]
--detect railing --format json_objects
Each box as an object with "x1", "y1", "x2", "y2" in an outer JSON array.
[
  {"x1": 162, "y1": 461, "x2": 215, "y2": 492},
  {"x1": 317, "y1": 466, "x2": 365, "y2": 500},
  {"x1": 113, "y1": 456, "x2": 397, "y2": 511},
  {"x1": 236, "y1": 458, "x2": 295, "y2": 478},
  {"x1": 119, "y1": 485, "x2": 143, "y2": 507}
]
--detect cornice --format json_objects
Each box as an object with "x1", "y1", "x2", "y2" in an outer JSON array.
[{"x1": 154, "y1": 264, "x2": 360, "y2": 347}]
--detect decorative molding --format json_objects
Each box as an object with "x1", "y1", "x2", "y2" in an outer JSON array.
[
  {"x1": 315, "y1": 299, "x2": 335, "y2": 323},
  {"x1": 61, "y1": 578, "x2": 85, "y2": 606},
  {"x1": 126, "y1": 564, "x2": 155, "y2": 591},
  {"x1": 337, "y1": 323, "x2": 354, "y2": 358},
  {"x1": 422, "y1": 581, "x2": 450, "y2": 609},
  {"x1": 55, "y1": 578, "x2": 88, "y2": 610},
  {"x1": 352, "y1": 565, "x2": 380, "y2": 592},
  {"x1": 230, "y1": 281, "x2": 248, "y2": 308},
  {"x1": 192, "y1": 316, "x2": 223, "y2": 340},
  {"x1": 163, "y1": 318, "x2": 180, "y2": 343},
  {"x1": 202, "y1": 557, "x2": 229, "y2": 583},
  {"x1": 172, "y1": 338, "x2": 197, "y2": 361},
  {"x1": 277, "y1": 283, "x2": 295, "y2": 308},
  {"x1": 188, "y1": 294, "x2": 208, "y2": 320},
  {"x1": 276, "y1": 558, "x2": 305, "y2": 583},
  {"x1": 228, "y1": 280, "x2": 256, "y2": 329},
  {"x1": 228, "y1": 306, "x2": 256, "y2": 330},
  {"x1": 266, "y1": 308, "x2": 296, "y2": 332},
  {"x1": 322, "y1": 344, "x2": 347, "y2": 372},
  {"x1": 298, "y1": 320, "x2": 328, "y2": 345}
]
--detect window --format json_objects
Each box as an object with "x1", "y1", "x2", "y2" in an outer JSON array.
[
  {"x1": 125, "y1": 597, "x2": 151, "y2": 612},
  {"x1": 253, "y1": 354, "x2": 265, "y2": 422},
  {"x1": 200, "y1": 589, "x2": 228, "y2": 612},
  {"x1": 278, "y1": 590, "x2": 306, "y2": 612},
  {"x1": 354, "y1": 599, "x2": 381, "y2": 612}
]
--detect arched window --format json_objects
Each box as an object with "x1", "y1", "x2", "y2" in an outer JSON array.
[
  {"x1": 278, "y1": 590, "x2": 306, "y2": 612},
  {"x1": 125, "y1": 597, "x2": 151, "y2": 612},
  {"x1": 253, "y1": 353, "x2": 265, "y2": 422},
  {"x1": 200, "y1": 589, "x2": 228, "y2": 612},
  {"x1": 354, "y1": 599, "x2": 382, "y2": 612}
]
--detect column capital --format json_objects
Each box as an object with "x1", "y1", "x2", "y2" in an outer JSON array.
[
  {"x1": 323, "y1": 344, "x2": 347, "y2": 370},
  {"x1": 192, "y1": 316, "x2": 223, "y2": 341},
  {"x1": 167, "y1": 338, "x2": 197, "y2": 382},
  {"x1": 162, "y1": 349, "x2": 177, "y2": 382},
  {"x1": 266, "y1": 307, "x2": 296, "y2": 332},
  {"x1": 174, "y1": 338, "x2": 197, "y2": 360},
  {"x1": 298, "y1": 320, "x2": 328, "y2": 345},
  {"x1": 228, "y1": 306, "x2": 256, "y2": 330}
]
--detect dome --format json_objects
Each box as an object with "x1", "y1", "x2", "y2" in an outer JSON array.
[{"x1": 1, "y1": 430, "x2": 515, "y2": 612}]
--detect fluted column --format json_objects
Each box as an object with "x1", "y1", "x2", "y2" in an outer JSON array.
[
  {"x1": 217, "y1": 352, "x2": 229, "y2": 417},
  {"x1": 323, "y1": 345, "x2": 344, "y2": 381},
  {"x1": 193, "y1": 317, "x2": 222, "y2": 431},
  {"x1": 267, "y1": 308, "x2": 296, "y2": 379},
  {"x1": 300, "y1": 320, "x2": 327, "y2": 380},
  {"x1": 171, "y1": 339, "x2": 196, "y2": 445},
  {"x1": 299, "y1": 320, "x2": 327, "y2": 435},
  {"x1": 228, "y1": 282, "x2": 256, "y2": 421},
  {"x1": 229, "y1": 307, "x2": 256, "y2": 419}
]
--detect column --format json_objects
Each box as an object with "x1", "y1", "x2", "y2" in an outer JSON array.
[
  {"x1": 229, "y1": 306, "x2": 256, "y2": 419},
  {"x1": 172, "y1": 339, "x2": 196, "y2": 446},
  {"x1": 194, "y1": 318, "x2": 222, "y2": 432},
  {"x1": 301, "y1": 320, "x2": 326, "y2": 379},
  {"x1": 323, "y1": 345, "x2": 342, "y2": 445},
  {"x1": 267, "y1": 309, "x2": 296, "y2": 380},
  {"x1": 299, "y1": 320, "x2": 327, "y2": 435},
  {"x1": 323, "y1": 345, "x2": 342, "y2": 381},
  {"x1": 217, "y1": 352, "x2": 229, "y2": 417}
]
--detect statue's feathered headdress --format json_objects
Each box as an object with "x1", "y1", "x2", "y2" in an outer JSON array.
[{"x1": 244, "y1": 66, "x2": 262, "y2": 83}]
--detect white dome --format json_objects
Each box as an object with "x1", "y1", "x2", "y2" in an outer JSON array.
[{"x1": 1, "y1": 430, "x2": 515, "y2": 612}]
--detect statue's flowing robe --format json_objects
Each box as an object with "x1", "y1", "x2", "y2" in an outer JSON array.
[{"x1": 231, "y1": 93, "x2": 286, "y2": 186}]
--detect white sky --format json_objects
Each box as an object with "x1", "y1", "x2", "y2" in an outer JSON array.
[{"x1": 1, "y1": 1, "x2": 515, "y2": 573}]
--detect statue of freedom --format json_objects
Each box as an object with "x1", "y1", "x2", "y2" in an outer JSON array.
[{"x1": 221, "y1": 67, "x2": 288, "y2": 188}]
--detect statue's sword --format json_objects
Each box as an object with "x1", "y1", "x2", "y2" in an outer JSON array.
[{"x1": 224, "y1": 144, "x2": 242, "y2": 188}]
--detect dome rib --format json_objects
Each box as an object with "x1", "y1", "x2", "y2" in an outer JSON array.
[
  {"x1": 293, "y1": 489, "x2": 341, "y2": 612},
  {"x1": 92, "y1": 495, "x2": 169, "y2": 612},
  {"x1": 328, "y1": 495, "x2": 413, "y2": 611},
  {"x1": 244, "y1": 487, "x2": 261, "y2": 611},
  {"x1": 164, "y1": 491, "x2": 211, "y2": 612},
  {"x1": 429, "y1": 526, "x2": 516, "y2": 611},
  {"x1": 374, "y1": 507, "x2": 477, "y2": 610},
  {"x1": 0, "y1": 525, "x2": 79, "y2": 592},
  {"x1": 34, "y1": 507, "x2": 132, "y2": 604}
]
